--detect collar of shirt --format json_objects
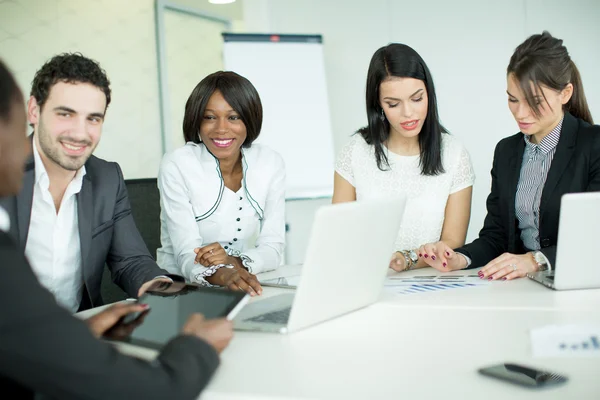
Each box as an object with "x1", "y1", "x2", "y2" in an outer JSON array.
[
  {"x1": 0, "y1": 205, "x2": 9, "y2": 232},
  {"x1": 32, "y1": 138, "x2": 87, "y2": 196},
  {"x1": 187, "y1": 141, "x2": 264, "y2": 220},
  {"x1": 524, "y1": 116, "x2": 564, "y2": 155}
]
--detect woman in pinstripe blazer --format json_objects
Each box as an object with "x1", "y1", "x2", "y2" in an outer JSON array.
[{"x1": 417, "y1": 31, "x2": 600, "y2": 281}]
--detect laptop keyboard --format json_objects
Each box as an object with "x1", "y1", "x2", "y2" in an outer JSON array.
[{"x1": 245, "y1": 307, "x2": 292, "y2": 324}]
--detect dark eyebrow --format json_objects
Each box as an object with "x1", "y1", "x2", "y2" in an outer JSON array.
[
  {"x1": 506, "y1": 90, "x2": 543, "y2": 99},
  {"x1": 53, "y1": 106, "x2": 104, "y2": 119},
  {"x1": 53, "y1": 106, "x2": 77, "y2": 113},
  {"x1": 383, "y1": 88, "x2": 424, "y2": 101}
]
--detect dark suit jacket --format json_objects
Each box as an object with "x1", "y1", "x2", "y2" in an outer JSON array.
[
  {"x1": 0, "y1": 231, "x2": 219, "y2": 400},
  {"x1": 456, "y1": 112, "x2": 600, "y2": 268},
  {"x1": 0, "y1": 149, "x2": 177, "y2": 310}
]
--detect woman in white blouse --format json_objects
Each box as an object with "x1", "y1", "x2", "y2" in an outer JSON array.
[
  {"x1": 333, "y1": 43, "x2": 475, "y2": 272},
  {"x1": 157, "y1": 71, "x2": 285, "y2": 296}
]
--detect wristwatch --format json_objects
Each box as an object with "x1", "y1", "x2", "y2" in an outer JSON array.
[
  {"x1": 402, "y1": 249, "x2": 419, "y2": 271},
  {"x1": 531, "y1": 251, "x2": 549, "y2": 272}
]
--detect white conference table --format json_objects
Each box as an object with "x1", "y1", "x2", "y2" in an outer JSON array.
[
  {"x1": 88, "y1": 265, "x2": 600, "y2": 399},
  {"x1": 202, "y1": 307, "x2": 598, "y2": 400}
]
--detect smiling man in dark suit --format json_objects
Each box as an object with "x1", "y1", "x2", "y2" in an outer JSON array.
[{"x1": 0, "y1": 53, "x2": 177, "y2": 311}]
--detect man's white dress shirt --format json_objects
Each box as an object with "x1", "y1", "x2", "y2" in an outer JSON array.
[{"x1": 25, "y1": 140, "x2": 86, "y2": 312}]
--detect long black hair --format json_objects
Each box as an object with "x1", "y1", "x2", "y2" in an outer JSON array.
[
  {"x1": 508, "y1": 31, "x2": 593, "y2": 124},
  {"x1": 358, "y1": 43, "x2": 446, "y2": 175}
]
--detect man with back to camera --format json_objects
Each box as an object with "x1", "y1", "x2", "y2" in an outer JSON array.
[
  {"x1": 0, "y1": 52, "x2": 178, "y2": 312},
  {"x1": 0, "y1": 58, "x2": 234, "y2": 399}
]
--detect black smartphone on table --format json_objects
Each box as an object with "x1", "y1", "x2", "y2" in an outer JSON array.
[{"x1": 478, "y1": 363, "x2": 568, "y2": 388}]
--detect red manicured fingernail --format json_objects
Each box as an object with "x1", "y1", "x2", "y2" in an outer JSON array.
[
  {"x1": 432, "y1": 256, "x2": 436, "y2": 260},
  {"x1": 418, "y1": 253, "x2": 422, "y2": 257},
  {"x1": 488, "y1": 277, "x2": 493, "y2": 280},
  {"x1": 424, "y1": 254, "x2": 429, "y2": 258},
  {"x1": 446, "y1": 251, "x2": 450, "y2": 256},
  {"x1": 443, "y1": 262, "x2": 447, "y2": 267},
  {"x1": 502, "y1": 277, "x2": 507, "y2": 281},
  {"x1": 141, "y1": 304, "x2": 150, "y2": 309}
]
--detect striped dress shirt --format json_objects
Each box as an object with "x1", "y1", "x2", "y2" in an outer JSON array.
[{"x1": 515, "y1": 117, "x2": 563, "y2": 251}]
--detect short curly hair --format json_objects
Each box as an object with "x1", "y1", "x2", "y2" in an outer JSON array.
[{"x1": 30, "y1": 52, "x2": 111, "y2": 110}]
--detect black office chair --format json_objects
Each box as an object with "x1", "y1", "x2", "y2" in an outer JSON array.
[{"x1": 100, "y1": 178, "x2": 162, "y2": 304}]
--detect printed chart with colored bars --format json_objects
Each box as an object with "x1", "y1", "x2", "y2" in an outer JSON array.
[
  {"x1": 384, "y1": 274, "x2": 490, "y2": 295},
  {"x1": 530, "y1": 324, "x2": 600, "y2": 358}
]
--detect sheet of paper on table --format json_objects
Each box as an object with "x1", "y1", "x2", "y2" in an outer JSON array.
[
  {"x1": 530, "y1": 324, "x2": 600, "y2": 358},
  {"x1": 383, "y1": 274, "x2": 490, "y2": 295}
]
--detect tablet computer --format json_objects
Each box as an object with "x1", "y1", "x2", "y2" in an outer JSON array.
[{"x1": 105, "y1": 280, "x2": 248, "y2": 350}]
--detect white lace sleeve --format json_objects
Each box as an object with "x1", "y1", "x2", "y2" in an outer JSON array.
[
  {"x1": 450, "y1": 143, "x2": 475, "y2": 194},
  {"x1": 335, "y1": 136, "x2": 357, "y2": 186}
]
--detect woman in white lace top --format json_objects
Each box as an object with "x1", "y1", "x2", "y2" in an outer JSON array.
[{"x1": 333, "y1": 43, "x2": 475, "y2": 272}]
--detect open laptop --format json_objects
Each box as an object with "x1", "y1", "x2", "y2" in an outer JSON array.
[
  {"x1": 234, "y1": 198, "x2": 406, "y2": 333},
  {"x1": 527, "y1": 192, "x2": 600, "y2": 290}
]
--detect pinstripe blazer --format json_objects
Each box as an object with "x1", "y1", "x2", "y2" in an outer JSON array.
[{"x1": 456, "y1": 112, "x2": 600, "y2": 268}]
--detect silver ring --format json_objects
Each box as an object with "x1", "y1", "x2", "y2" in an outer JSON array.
[{"x1": 510, "y1": 263, "x2": 517, "y2": 272}]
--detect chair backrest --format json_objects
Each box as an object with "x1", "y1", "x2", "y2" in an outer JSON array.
[
  {"x1": 101, "y1": 178, "x2": 162, "y2": 304},
  {"x1": 125, "y1": 178, "x2": 162, "y2": 260}
]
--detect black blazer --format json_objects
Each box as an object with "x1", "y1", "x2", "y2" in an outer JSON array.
[
  {"x1": 0, "y1": 147, "x2": 180, "y2": 310},
  {"x1": 456, "y1": 112, "x2": 600, "y2": 267},
  {"x1": 0, "y1": 231, "x2": 219, "y2": 400}
]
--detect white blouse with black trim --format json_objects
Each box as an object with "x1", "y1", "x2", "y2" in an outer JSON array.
[{"x1": 156, "y1": 142, "x2": 285, "y2": 284}]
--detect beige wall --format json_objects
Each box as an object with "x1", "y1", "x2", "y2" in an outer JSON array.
[
  {"x1": 163, "y1": 10, "x2": 228, "y2": 152},
  {"x1": 0, "y1": 0, "x2": 243, "y2": 178}
]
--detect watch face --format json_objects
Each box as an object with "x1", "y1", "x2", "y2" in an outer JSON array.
[
  {"x1": 534, "y1": 252, "x2": 548, "y2": 271},
  {"x1": 408, "y1": 250, "x2": 418, "y2": 263}
]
